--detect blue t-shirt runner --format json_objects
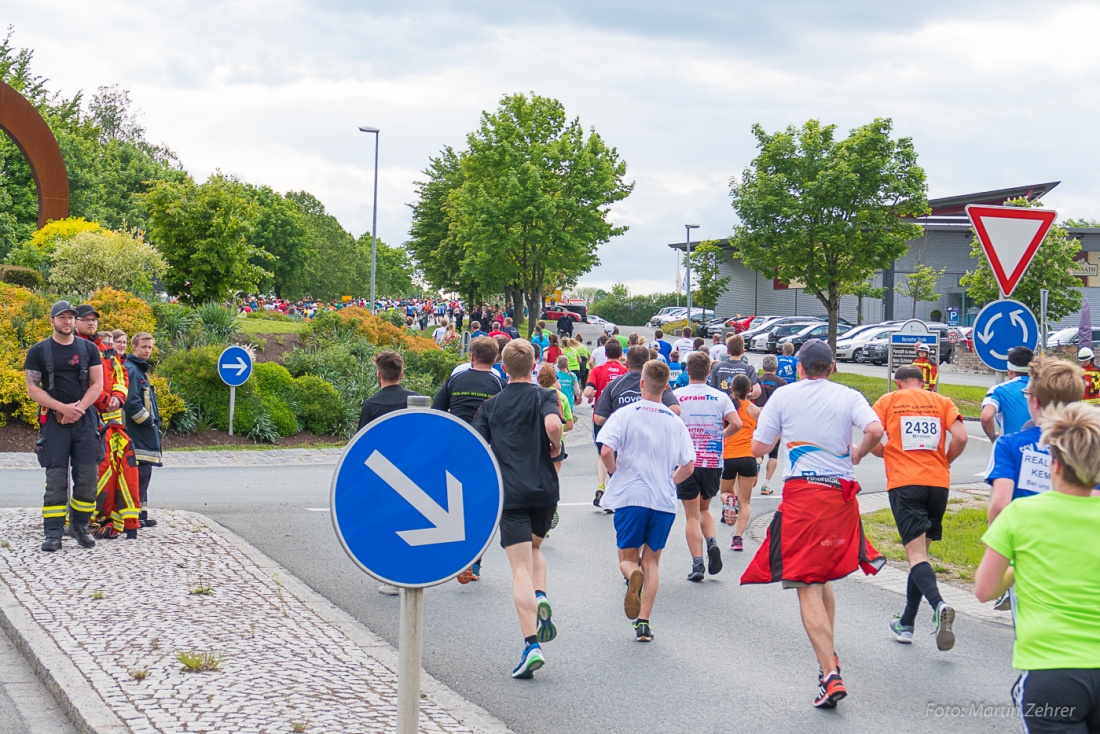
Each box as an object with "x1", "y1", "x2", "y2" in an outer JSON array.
[{"x1": 982, "y1": 376, "x2": 1030, "y2": 437}]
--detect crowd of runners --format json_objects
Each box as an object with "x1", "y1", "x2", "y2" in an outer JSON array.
[{"x1": 354, "y1": 321, "x2": 1100, "y2": 728}]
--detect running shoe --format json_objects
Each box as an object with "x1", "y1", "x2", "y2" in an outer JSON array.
[
  {"x1": 687, "y1": 561, "x2": 705, "y2": 583},
  {"x1": 731, "y1": 535, "x2": 744, "y2": 552},
  {"x1": 470, "y1": 562, "x2": 481, "y2": 581},
  {"x1": 633, "y1": 621, "x2": 653, "y2": 642},
  {"x1": 550, "y1": 508, "x2": 560, "y2": 530},
  {"x1": 813, "y1": 672, "x2": 847, "y2": 708},
  {"x1": 707, "y1": 542, "x2": 723, "y2": 575},
  {"x1": 993, "y1": 591, "x2": 1012, "y2": 611},
  {"x1": 760, "y1": 484, "x2": 774, "y2": 495},
  {"x1": 624, "y1": 569, "x2": 644, "y2": 620},
  {"x1": 889, "y1": 614, "x2": 914, "y2": 644},
  {"x1": 511, "y1": 643, "x2": 545, "y2": 679},
  {"x1": 536, "y1": 596, "x2": 557, "y2": 643},
  {"x1": 378, "y1": 584, "x2": 400, "y2": 596},
  {"x1": 721, "y1": 495, "x2": 737, "y2": 525},
  {"x1": 593, "y1": 487, "x2": 605, "y2": 509},
  {"x1": 933, "y1": 603, "x2": 956, "y2": 651},
  {"x1": 456, "y1": 567, "x2": 475, "y2": 584}
]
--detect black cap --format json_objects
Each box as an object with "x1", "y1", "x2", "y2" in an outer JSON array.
[
  {"x1": 74, "y1": 304, "x2": 100, "y2": 319},
  {"x1": 50, "y1": 300, "x2": 77, "y2": 318},
  {"x1": 797, "y1": 338, "x2": 834, "y2": 366}
]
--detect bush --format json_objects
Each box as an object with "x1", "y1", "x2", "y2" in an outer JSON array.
[
  {"x1": 48, "y1": 229, "x2": 167, "y2": 296},
  {"x1": 0, "y1": 284, "x2": 51, "y2": 366},
  {"x1": 152, "y1": 302, "x2": 198, "y2": 343},
  {"x1": 246, "y1": 310, "x2": 292, "y2": 322},
  {"x1": 293, "y1": 375, "x2": 345, "y2": 435},
  {"x1": 89, "y1": 287, "x2": 157, "y2": 339},
  {"x1": 196, "y1": 302, "x2": 242, "y2": 343},
  {"x1": 590, "y1": 286, "x2": 681, "y2": 326},
  {"x1": 260, "y1": 393, "x2": 299, "y2": 437},
  {"x1": 150, "y1": 375, "x2": 185, "y2": 427},
  {"x1": 0, "y1": 364, "x2": 39, "y2": 427},
  {"x1": 0, "y1": 265, "x2": 44, "y2": 289},
  {"x1": 403, "y1": 346, "x2": 465, "y2": 386},
  {"x1": 382, "y1": 308, "x2": 406, "y2": 327},
  {"x1": 254, "y1": 362, "x2": 298, "y2": 405}
]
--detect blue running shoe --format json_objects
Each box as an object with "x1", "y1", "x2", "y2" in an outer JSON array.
[
  {"x1": 536, "y1": 596, "x2": 557, "y2": 643},
  {"x1": 511, "y1": 643, "x2": 544, "y2": 679}
]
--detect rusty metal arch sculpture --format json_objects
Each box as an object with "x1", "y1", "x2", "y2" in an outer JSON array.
[{"x1": 0, "y1": 79, "x2": 69, "y2": 228}]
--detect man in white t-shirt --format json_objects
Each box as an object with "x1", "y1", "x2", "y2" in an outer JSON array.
[
  {"x1": 708, "y1": 334, "x2": 728, "y2": 362},
  {"x1": 432, "y1": 319, "x2": 449, "y2": 345},
  {"x1": 591, "y1": 335, "x2": 609, "y2": 368},
  {"x1": 741, "y1": 339, "x2": 885, "y2": 709},
  {"x1": 672, "y1": 327, "x2": 695, "y2": 358},
  {"x1": 598, "y1": 360, "x2": 695, "y2": 643},
  {"x1": 674, "y1": 352, "x2": 740, "y2": 582}
]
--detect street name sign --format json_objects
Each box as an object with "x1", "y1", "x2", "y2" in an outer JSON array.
[
  {"x1": 217, "y1": 345, "x2": 253, "y2": 387},
  {"x1": 965, "y1": 205, "x2": 1057, "y2": 297},
  {"x1": 888, "y1": 319, "x2": 938, "y2": 388},
  {"x1": 972, "y1": 300, "x2": 1039, "y2": 372},
  {"x1": 330, "y1": 409, "x2": 503, "y2": 588}
]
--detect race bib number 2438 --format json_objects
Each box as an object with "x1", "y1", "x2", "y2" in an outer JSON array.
[{"x1": 900, "y1": 416, "x2": 939, "y2": 451}]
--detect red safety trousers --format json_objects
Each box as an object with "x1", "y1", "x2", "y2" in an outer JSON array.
[{"x1": 88, "y1": 339, "x2": 140, "y2": 537}]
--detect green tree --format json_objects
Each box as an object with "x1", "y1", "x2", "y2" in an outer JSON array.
[
  {"x1": 684, "y1": 240, "x2": 731, "y2": 314},
  {"x1": 406, "y1": 147, "x2": 470, "y2": 298},
  {"x1": 590, "y1": 283, "x2": 679, "y2": 326},
  {"x1": 730, "y1": 118, "x2": 928, "y2": 349},
  {"x1": 286, "y1": 191, "x2": 362, "y2": 301},
  {"x1": 896, "y1": 264, "x2": 946, "y2": 318},
  {"x1": 438, "y1": 93, "x2": 632, "y2": 336},
  {"x1": 48, "y1": 228, "x2": 167, "y2": 296},
  {"x1": 143, "y1": 173, "x2": 269, "y2": 303},
  {"x1": 843, "y1": 279, "x2": 886, "y2": 325},
  {"x1": 960, "y1": 198, "x2": 1082, "y2": 322},
  {"x1": 246, "y1": 185, "x2": 311, "y2": 299},
  {"x1": 355, "y1": 233, "x2": 414, "y2": 298}
]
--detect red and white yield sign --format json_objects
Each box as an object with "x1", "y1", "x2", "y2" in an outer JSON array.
[{"x1": 965, "y1": 205, "x2": 1057, "y2": 297}]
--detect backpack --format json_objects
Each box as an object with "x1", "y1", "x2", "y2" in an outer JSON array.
[{"x1": 38, "y1": 336, "x2": 95, "y2": 396}]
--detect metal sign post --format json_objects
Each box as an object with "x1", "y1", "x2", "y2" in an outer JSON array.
[
  {"x1": 330, "y1": 400, "x2": 503, "y2": 734},
  {"x1": 887, "y1": 320, "x2": 937, "y2": 391},
  {"x1": 217, "y1": 346, "x2": 253, "y2": 436},
  {"x1": 1040, "y1": 289, "x2": 1050, "y2": 356}
]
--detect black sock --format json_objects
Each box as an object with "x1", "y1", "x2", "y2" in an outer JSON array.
[
  {"x1": 535, "y1": 589, "x2": 546, "y2": 598},
  {"x1": 900, "y1": 572, "x2": 922, "y2": 627},
  {"x1": 524, "y1": 635, "x2": 537, "y2": 646},
  {"x1": 636, "y1": 618, "x2": 649, "y2": 625},
  {"x1": 910, "y1": 561, "x2": 944, "y2": 611},
  {"x1": 706, "y1": 537, "x2": 717, "y2": 547}
]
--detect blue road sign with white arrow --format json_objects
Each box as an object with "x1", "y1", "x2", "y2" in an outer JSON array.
[
  {"x1": 330, "y1": 410, "x2": 503, "y2": 588},
  {"x1": 972, "y1": 299, "x2": 1039, "y2": 372},
  {"x1": 217, "y1": 345, "x2": 253, "y2": 387}
]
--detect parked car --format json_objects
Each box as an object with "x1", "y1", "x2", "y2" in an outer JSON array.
[
  {"x1": 859, "y1": 322, "x2": 958, "y2": 365},
  {"x1": 698, "y1": 316, "x2": 736, "y2": 338},
  {"x1": 663, "y1": 308, "x2": 715, "y2": 331},
  {"x1": 766, "y1": 321, "x2": 824, "y2": 353},
  {"x1": 647, "y1": 307, "x2": 686, "y2": 327},
  {"x1": 778, "y1": 322, "x2": 853, "y2": 352},
  {"x1": 1047, "y1": 326, "x2": 1100, "y2": 350},
  {"x1": 961, "y1": 326, "x2": 973, "y2": 352},
  {"x1": 835, "y1": 325, "x2": 900, "y2": 362},
  {"x1": 588, "y1": 314, "x2": 612, "y2": 328},
  {"x1": 743, "y1": 316, "x2": 823, "y2": 350},
  {"x1": 541, "y1": 307, "x2": 581, "y2": 323},
  {"x1": 734, "y1": 316, "x2": 789, "y2": 343}
]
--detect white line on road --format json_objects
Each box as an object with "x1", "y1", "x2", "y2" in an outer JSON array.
[{"x1": 305, "y1": 507, "x2": 330, "y2": 512}]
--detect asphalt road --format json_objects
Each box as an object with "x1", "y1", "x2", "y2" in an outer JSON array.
[{"x1": 0, "y1": 417, "x2": 1014, "y2": 734}]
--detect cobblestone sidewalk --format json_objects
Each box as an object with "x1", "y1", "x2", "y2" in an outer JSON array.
[
  {"x1": 0, "y1": 509, "x2": 505, "y2": 734},
  {"x1": 0, "y1": 448, "x2": 345, "y2": 471}
]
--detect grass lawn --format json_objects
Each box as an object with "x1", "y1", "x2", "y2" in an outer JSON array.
[
  {"x1": 830, "y1": 372, "x2": 987, "y2": 418},
  {"x1": 239, "y1": 319, "x2": 308, "y2": 335},
  {"x1": 862, "y1": 499, "x2": 988, "y2": 586}
]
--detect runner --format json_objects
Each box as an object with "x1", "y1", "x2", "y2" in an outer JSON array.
[
  {"x1": 471, "y1": 340, "x2": 563, "y2": 679},
  {"x1": 674, "y1": 352, "x2": 740, "y2": 581},
  {"x1": 722, "y1": 375, "x2": 759, "y2": 551},
  {"x1": 667, "y1": 351, "x2": 684, "y2": 388},
  {"x1": 976, "y1": 402, "x2": 1100, "y2": 732},
  {"x1": 597, "y1": 359, "x2": 696, "y2": 641},
  {"x1": 555, "y1": 355, "x2": 580, "y2": 415},
  {"x1": 653, "y1": 329, "x2": 672, "y2": 361},
  {"x1": 585, "y1": 339, "x2": 628, "y2": 508},
  {"x1": 741, "y1": 339, "x2": 886, "y2": 709},
  {"x1": 591, "y1": 335, "x2": 609, "y2": 368},
  {"x1": 708, "y1": 333, "x2": 727, "y2": 362},
  {"x1": 979, "y1": 346, "x2": 1033, "y2": 442},
  {"x1": 870, "y1": 365, "x2": 969, "y2": 650},
  {"x1": 707, "y1": 335, "x2": 760, "y2": 399},
  {"x1": 672, "y1": 327, "x2": 695, "y2": 357},
  {"x1": 776, "y1": 342, "x2": 798, "y2": 383},
  {"x1": 755, "y1": 355, "x2": 788, "y2": 495}
]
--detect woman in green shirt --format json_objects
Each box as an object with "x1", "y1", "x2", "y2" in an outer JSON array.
[{"x1": 976, "y1": 401, "x2": 1100, "y2": 732}]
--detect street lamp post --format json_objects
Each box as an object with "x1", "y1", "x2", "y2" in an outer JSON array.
[
  {"x1": 685, "y1": 223, "x2": 699, "y2": 322},
  {"x1": 359, "y1": 126, "x2": 380, "y2": 314}
]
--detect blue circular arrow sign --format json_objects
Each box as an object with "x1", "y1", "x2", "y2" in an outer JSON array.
[
  {"x1": 217, "y1": 345, "x2": 253, "y2": 387},
  {"x1": 972, "y1": 300, "x2": 1039, "y2": 372},
  {"x1": 331, "y1": 410, "x2": 503, "y2": 587}
]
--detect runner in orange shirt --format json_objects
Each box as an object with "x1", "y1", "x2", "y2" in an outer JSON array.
[{"x1": 870, "y1": 365, "x2": 968, "y2": 650}]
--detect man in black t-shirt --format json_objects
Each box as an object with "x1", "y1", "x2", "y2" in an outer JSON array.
[
  {"x1": 357, "y1": 351, "x2": 422, "y2": 430},
  {"x1": 707, "y1": 334, "x2": 760, "y2": 400},
  {"x1": 434, "y1": 336, "x2": 503, "y2": 583},
  {"x1": 23, "y1": 300, "x2": 105, "y2": 552},
  {"x1": 472, "y1": 339, "x2": 563, "y2": 679}
]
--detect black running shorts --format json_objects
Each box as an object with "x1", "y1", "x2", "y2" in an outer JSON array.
[
  {"x1": 1013, "y1": 668, "x2": 1100, "y2": 733},
  {"x1": 768, "y1": 442, "x2": 780, "y2": 460},
  {"x1": 888, "y1": 485, "x2": 949, "y2": 546},
  {"x1": 677, "y1": 467, "x2": 722, "y2": 501},
  {"x1": 722, "y1": 456, "x2": 758, "y2": 481},
  {"x1": 499, "y1": 505, "x2": 557, "y2": 548}
]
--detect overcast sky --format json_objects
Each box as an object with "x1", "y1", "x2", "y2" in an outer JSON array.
[{"x1": 8, "y1": 1, "x2": 1100, "y2": 294}]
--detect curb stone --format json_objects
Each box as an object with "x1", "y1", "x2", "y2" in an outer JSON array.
[{"x1": 745, "y1": 487, "x2": 1012, "y2": 628}]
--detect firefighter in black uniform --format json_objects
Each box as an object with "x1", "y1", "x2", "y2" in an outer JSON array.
[{"x1": 23, "y1": 301, "x2": 105, "y2": 551}]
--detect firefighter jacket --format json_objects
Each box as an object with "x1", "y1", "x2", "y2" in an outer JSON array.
[
  {"x1": 913, "y1": 356, "x2": 939, "y2": 392},
  {"x1": 81, "y1": 335, "x2": 128, "y2": 424},
  {"x1": 1084, "y1": 363, "x2": 1100, "y2": 405},
  {"x1": 123, "y1": 354, "x2": 163, "y2": 465}
]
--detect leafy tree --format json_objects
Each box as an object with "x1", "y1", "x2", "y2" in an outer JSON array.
[
  {"x1": 431, "y1": 93, "x2": 632, "y2": 336},
  {"x1": 590, "y1": 283, "x2": 679, "y2": 326},
  {"x1": 406, "y1": 147, "x2": 469, "y2": 297},
  {"x1": 48, "y1": 228, "x2": 167, "y2": 296},
  {"x1": 730, "y1": 118, "x2": 928, "y2": 349},
  {"x1": 355, "y1": 233, "x2": 414, "y2": 298},
  {"x1": 246, "y1": 185, "x2": 311, "y2": 299},
  {"x1": 4, "y1": 216, "x2": 102, "y2": 278},
  {"x1": 960, "y1": 198, "x2": 1082, "y2": 322},
  {"x1": 896, "y1": 264, "x2": 946, "y2": 318},
  {"x1": 143, "y1": 173, "x2": 269, "y2": 303},
  {"x1": 843, "y1": 279, "x2": 886, "y2": 325},
  {"x1": 683, "y1": 240, "x2": 731, "y2": 314},
  {"x1": 286, "y1": 191, "x2": 363, "y2": 301}
]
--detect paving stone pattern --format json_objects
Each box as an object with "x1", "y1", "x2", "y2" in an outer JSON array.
[{"x1": 0, "y1": 509, "x2": 474, "y2": 734}]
